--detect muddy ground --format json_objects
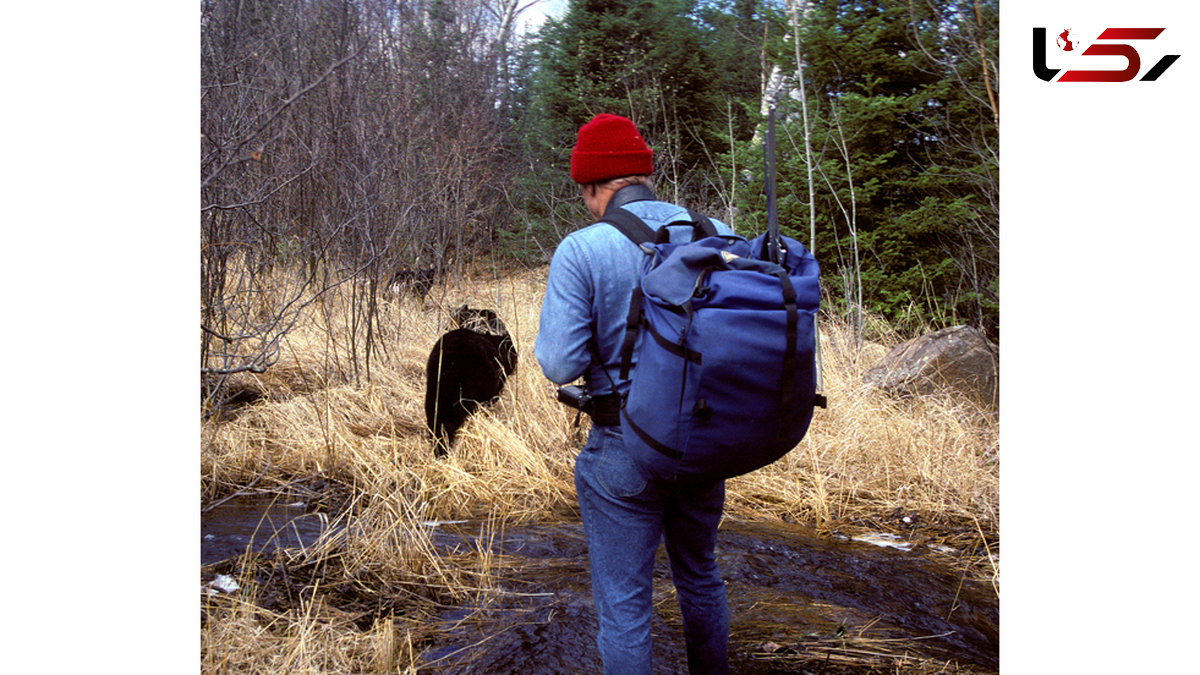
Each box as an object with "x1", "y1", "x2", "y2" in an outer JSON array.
[{"x1": 202, "y1": 494, "x2": 997, "y2": 674}]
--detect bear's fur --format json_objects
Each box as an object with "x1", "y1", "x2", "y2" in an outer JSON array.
[{"x1": 425, "y1": 305, "x2": 518, "y2": 456}]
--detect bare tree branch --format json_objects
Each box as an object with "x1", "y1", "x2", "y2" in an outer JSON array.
[{"x1": 201, "y1": 49, "x2": 361, "y2": 191}]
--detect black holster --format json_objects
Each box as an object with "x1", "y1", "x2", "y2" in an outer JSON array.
[{"x1": 587, "y1": 394, "x2": 622, "y2": 427}]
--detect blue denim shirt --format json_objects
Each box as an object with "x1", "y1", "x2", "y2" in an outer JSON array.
[{"x1": 535, "y1": 198, "x2": 733, "y2": 396}]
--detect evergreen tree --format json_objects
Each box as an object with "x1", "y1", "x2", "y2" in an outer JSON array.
[
  {"x1": 503, "y1": 0, "x2": 998, "y2": 338},
  {"x1": 532, "y1": 0, "x2": 722, "y2": 201},
  {"x1": 736, "y1": 0, "x2": 998, "y2": 338},
  {"x1": 501, "y1": 0, "x2": 762, "y2": 259},
  {"x1": 695, "y1": 0, "x2": 764, "y2": 141}
]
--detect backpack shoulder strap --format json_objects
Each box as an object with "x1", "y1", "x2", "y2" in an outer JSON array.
[
  {"x1": 603, "y1": 207, "x2": 719, "y2": 246},
  {"x1": 601, "y1": 208, "x2": 655, "y2": 246}
]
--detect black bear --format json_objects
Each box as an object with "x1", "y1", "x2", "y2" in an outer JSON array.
[{"x1": 425, "y1": 305, "x2": 518, "y2": 456}]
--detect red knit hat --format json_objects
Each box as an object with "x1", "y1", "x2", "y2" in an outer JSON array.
[{"x1": 570, "y1": 114, "x2": 654, "y2": 184}]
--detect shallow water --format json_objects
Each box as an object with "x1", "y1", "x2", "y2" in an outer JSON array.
[
  {"x1": 202, "y1": 503, "x2": 998, "y2": 673},
  {"x1": 201, "y1": 497, "x2": 332, "y2": 566}
]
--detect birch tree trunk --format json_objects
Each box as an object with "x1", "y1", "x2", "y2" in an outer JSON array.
[{"x1": 786, "y1": 0, "x2": 817, "y2": 253}]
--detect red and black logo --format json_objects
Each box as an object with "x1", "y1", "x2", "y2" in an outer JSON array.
[{"x1": 1034, "y1": 27, "x2": 1180, "y2": 82}]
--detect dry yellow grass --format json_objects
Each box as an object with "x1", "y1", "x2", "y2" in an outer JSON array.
[{"x1": 201, "y1": 262, "x2": 999, "y2": 673}]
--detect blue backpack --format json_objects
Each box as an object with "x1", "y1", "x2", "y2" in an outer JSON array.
[{"x1": 602, "y1": 207, "x2": 823, "y2": 482}]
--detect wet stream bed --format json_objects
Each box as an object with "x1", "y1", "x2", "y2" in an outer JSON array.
[{"x1": 202, "y1": 498, "x2": 998, "y2": 673}]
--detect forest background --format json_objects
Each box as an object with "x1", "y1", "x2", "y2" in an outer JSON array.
[{"x1": 201, "y1": 0, "x2": 999, "y2": 385}]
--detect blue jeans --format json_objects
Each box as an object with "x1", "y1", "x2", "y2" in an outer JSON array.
[{"x1": 574, "y1": 426, "x2": 729, "y2": 675}]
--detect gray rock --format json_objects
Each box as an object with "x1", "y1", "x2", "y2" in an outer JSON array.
[{"x1": 864, "y1": 325, "x2": 998, "y2": 408}]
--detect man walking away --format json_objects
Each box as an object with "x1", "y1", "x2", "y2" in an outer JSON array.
[{"x1": 536, "y1": 113, "x2": 732, "y2": 675}]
